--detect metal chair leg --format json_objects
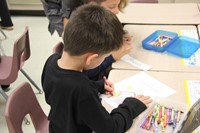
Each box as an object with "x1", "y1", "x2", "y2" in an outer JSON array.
[
  {"x1": 0, "y1": 86, "x2": 8, "y2": 100},
  {"x1": 20, "y1": 69, "x2": 43, "y2": 94},
  {"x1": 0, "y1": 29, "x2": 7, "y2": 39},
  {"x1": 24, "y1": 117, "x2": 30, "y2": 125}
]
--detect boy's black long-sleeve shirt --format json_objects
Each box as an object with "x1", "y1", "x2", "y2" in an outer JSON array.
[{"x1": 41, "y1": 54, "x2": 147, "y2": 133}]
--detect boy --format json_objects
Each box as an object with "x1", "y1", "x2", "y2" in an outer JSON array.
[
  {"x1": 42, "y1": 4, "x2": 152, "y2": 133},
  {"x1": 42, "y1": 0, "x2": 132, "y2": 81}
]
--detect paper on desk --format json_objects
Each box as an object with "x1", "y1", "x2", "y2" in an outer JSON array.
[
  {"x1": 184, "y1": 80, "x2": 200, "y2": 133},
  {"x1": 179, "y1": 29, "x2": 200, "y2": 66},
  {"x1": 121, "y1": 55, "x2": 152, "y2": 71},
  {"x1": 179, "y1": 29, "x2": 199, "y2": 39},
  {"x1": 103, "y1": 72, "x2": 176, "y2": 108},
  {"x1": 185, "y1": 80, "x2": 200, "y2": 108}
]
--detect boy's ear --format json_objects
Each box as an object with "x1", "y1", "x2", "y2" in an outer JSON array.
[{"x1": 86, "y1": 53, "x2": 98, "y2": 65}]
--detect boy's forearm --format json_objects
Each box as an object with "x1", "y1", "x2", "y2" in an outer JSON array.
[
  {"x1": 92, "y1": 80, "x2": 105, "y2": 94},
  {"x1": 111, "y1": 97, "x2": 147, "y2": 131}
]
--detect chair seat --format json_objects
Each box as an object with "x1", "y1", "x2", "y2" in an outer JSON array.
[
  {"x1": 36, "y1": 119, "x2": 49, "y2": 133},
  {"x1": 4, "y1": 82, "x2": 49, "y2": 133}
]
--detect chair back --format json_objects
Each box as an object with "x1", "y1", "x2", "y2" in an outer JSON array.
[
  {"x1": 13, "y1": 26, "x2": 30, "y2": 69},
  {"x1": 4, "y1": 82, "x2": 49, "y2": 133},
  {"x1": 0, "y1": 27, "x2": 30, "y2": 84},
  {"x1": 52, "y1": 41, "x2": 64, "y2": 54}
]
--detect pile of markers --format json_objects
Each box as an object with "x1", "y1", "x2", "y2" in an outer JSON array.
[
  {"x1": 148, "y1": 35, "x2": 172, "y2": 47},
  {"x1": 140, "y1": 103, "x2": 183, "y2": 133}
]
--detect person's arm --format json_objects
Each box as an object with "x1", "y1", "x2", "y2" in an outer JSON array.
[
  {"x1": 61, "y1": 0, "x2": 83, "y2": 29},
  {"x1": 91, "y1": 79, "x2": 105, "y2": 94},
  {"x1": 111, "y1": 32, "x2": 133, "y2": 60},
  {"x1": 84, "y1": 55, "x2": 115, "y2": 81},
  {"x1": 63, "y1": 17, "x2": 69, "y2": 30},
  {"x1": 92, "y1": 78, "x2": 114, "y2": 95},
  {"x1": 79, "y1": 88, "x2": 152, "y2": 133},
  {"x1": 41, "y1": 0, "x2": 63, "y2": 36}
]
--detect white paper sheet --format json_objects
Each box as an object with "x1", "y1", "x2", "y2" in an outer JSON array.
[
  {"x1": 103, "y1": 72, "x2": 176, "y2": 108},
  {"x1": 179, "y1": 29, "x2": 200, "y2": 66},
  {"x1": 179, "y1": 29, "x2": 199, "y2": 39},
  {"x1": 185, "y1": 80, "x2": 200, "y2": 133},
  {"x1": 186, "y1": 80, "x2": 200, "y2": 106},
  {"x1": 121, "y1": 55, "x2": 152, "y2": 71}
]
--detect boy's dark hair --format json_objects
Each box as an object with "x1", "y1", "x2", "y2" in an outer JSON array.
[{"x1": 63, "y1": 3, "x2": 125, "y2": 56}]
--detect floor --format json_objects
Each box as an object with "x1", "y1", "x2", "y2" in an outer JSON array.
[{"x1": 0, "y1": 16, "x2": 61, "y2": 132}]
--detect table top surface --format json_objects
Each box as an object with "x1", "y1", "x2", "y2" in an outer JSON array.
[
  {"x1": 198, "y1": 24, "x2": 200, "y2": 29},
  {"x1": 108, "y1": 69, "x2": 200, "y2": 103},
  {"x1": 112, "y1": 24, "x2": 200, "y2": 72},
  {"x1": 103, "y1": 69, "x2": 200, "y2": 132},
  {"x1": 117, "y1": 3, "x2": 200, "y2": 24}
]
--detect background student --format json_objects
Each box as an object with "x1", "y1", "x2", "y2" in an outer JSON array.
[
  {"x1": 42, "y1": 0, "x2": 128, "y2": 36},
  {"x1": 42, "y1": 4, "x2": 152, "y2": 133},
  {"x1": 0, "y1": 0, "x2": 14, "y2": 30},
  {"x1": 42, "y1": 0, "x2": 132, "y2": 81}
]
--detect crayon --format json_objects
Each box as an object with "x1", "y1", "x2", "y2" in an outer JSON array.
[
  {"x1": 152, "y1": 123, "x2": 157, "y2": 133},
  {"x1": 161, "y1": 120, "x2": 165, "y2": 133},
  {"x1": 177, "y1": 110, "x2": 181, "y2": 122},
  {"x1": 154, "y1": 118, "x2": 158, "y2": 133},
  {"x1": 164, "y1": 113, "x2": 168, "y2": 128},
  {"x1": 173, "y1": 111, "x2": 178, "y2": 130},
  {"x1": 146, "y1": 108, "x2": 154, "y2": 129},
  {"x1": 157, "y1": 106, "x2": 162, "y2": 124},
  {"x1": 171, "y1": 107, "x2": 175, "y2": 124},
  {"x1": 146, "y1": 115, "x2": 153, "y2": 130},
  {"x1": 168, "y1": 108, "x2": 171, "y2": 124}
]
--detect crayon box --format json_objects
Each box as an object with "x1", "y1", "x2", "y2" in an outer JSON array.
[
  {"x1": 142, "y1": 30, "x2": 200, "y2": 58},
  {"x1": 136, "y1": 98, "x2": 188, "y2": 133}
]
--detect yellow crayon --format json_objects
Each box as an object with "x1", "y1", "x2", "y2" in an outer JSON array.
[
  {"x1": 161, "y1": 120, "x2": 165, "y2": 133},
  {"x1": 164, "y1": 114, "x2": 168, "y2": 128},
  {"x1": 177, "y1": 110, "x2": 181, "y2": 122}
]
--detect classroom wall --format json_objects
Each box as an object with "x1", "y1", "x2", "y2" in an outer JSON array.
[
  {"x1": 158, "y1": 0, "x2": 174, "y2": 3},
  {"x1": 130, "y1": 0, "x2": 200, "y2": 3},
  {"x1": 174, "y1": 0, "x2": 200, "y2": 3},
  {"x1": 129, "y1": 0, "x2": 158, "y2": 3}
]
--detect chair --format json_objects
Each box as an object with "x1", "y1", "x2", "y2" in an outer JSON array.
[
  {"x1": 4, "y1": 82, "x2": 49, "y2": 133},
  {"x1": 52, "y1": 41, "x2": 64, "y2": 54},
  {"x1": 0, "y1": 26, "x2": 42, "y2": 100}
]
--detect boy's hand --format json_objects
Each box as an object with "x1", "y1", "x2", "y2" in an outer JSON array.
[
  {"x1": 134, "y1": 95, "x2": 152, "y2": 107},
  {"x1": 104, "y1": 76, "x2": 114, "y2": 95},
  {"x1": 111, "y1": 33, "x2": 133, "y2": 60}
]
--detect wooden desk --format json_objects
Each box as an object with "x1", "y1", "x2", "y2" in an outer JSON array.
[
  {"x1": 117, "y1": 3, "x2": 200, "y2": 25},
  {"x1": 112, "y1": 24, "x2": 200, "y2": 72},
  {"x1": 103, "y1": 69, "x2": 200, "y2": 132}
]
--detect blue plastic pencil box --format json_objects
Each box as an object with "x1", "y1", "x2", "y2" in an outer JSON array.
[{"x1": 142, "y1": 30, "x2": 200, "y2": 58}]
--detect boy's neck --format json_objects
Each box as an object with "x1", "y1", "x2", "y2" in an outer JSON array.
[{"x1": 57, "y1": 52, "x2": 85, "y2": 72}]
